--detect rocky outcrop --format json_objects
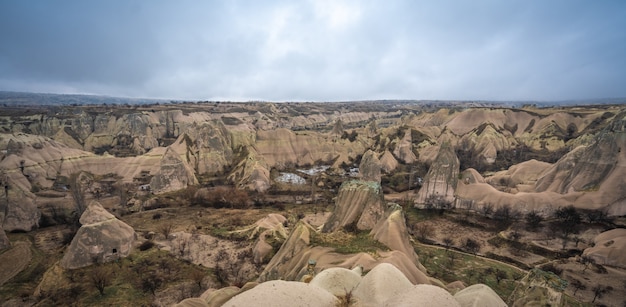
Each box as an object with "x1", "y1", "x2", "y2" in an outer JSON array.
[
  {"x1": 458, "y1": 123, "x2": 516, "y2": 164},
  {"x1": 214, "y1": 262, "x2": 502, "y2": 307},
  {"x1": 536, "y1": 119, "x2": 625, "y2": 194},
  {"x1": 322, "y1": 180, "x2": 385, "y2": 232},
  {"x1": 60, "y1": 201, "x2": 135, "y2": 269},
  {"x1": 309, "y1": 267, "x2": 362, "y2": 297},
  {"x1": 393, "y1": 129, "x2": 417, "y2": 164},
  {"x1": 352, "y1": 263, "x2": 414, "y2": 307},
  {"x1": 454, "y1": 284, "x2": 507, "y2": 307},
  {"x1": 385, "y1": 284, "x2": 461, "y2": 307},
  {"x1": 175, "y1": 121, "x2": 234, "y2": 174},
  {"x1": 371, "y1": 204, "x2": 421, "y2": 268},
  {"x1": 227, "y1": 146, "x2": 271, "y2": 192},
  {"x1": 2, "y1": 196, "x2": 39, "y2": 232},
  {"x1": 250, "y1": 214, "x2": 288, "y2": 264},
  {"x1": 379, "y1": 150, "x2": 398, "y2": 173},
  {"x1": 415, "y1": 143, "x2": 460, "y2": 205},
  {"x1": 582, "y1": 228, "x2": 626, "y2": 268},
  {"x1": 150, "y1": 146, "x2": 198, "y2": 194},
  {"x1": 359, "y1": 150, "x2": 382, "y2": 182},
  {"x1": 222, "y1": 280, "x2": 338, "y2": 307}
]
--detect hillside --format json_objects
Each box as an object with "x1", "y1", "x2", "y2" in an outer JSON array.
[{"x1": 1, "y1": 100, "x2": 625, "y2": 306}]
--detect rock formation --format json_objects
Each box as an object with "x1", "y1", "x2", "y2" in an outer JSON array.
[
  {"x1": 384, "y1": 284, "x2": 461, "y2": 307},
  {"x1": 536, "y1": 119, "x2": 625, "y2": 194},
  {"x1": 352, "y1": 263, "x2": 414, "y2": 306},
  {"x1": 322, "y1": 180, "x2": 385, "y2": 232},
  {"x1": 0, "y1": 189, "x2": 41, "y2": 231},
  {"x1": 415, "y1": 142, "x2": 460, "y2": 205},
  {"x1": 454, "y1": 284, "x2": 507, "y2": 307},
  {"x1": 309, "y1": 267, "x2": 362, "y2": 297},
  {"x1": 582, "y1": 228, "x2": 626, "y2": 268},
  {"x1": 222, "y1": 280, "x2": 339, "y2": 307},
  {"x1": 150, "y1": 146, "x2": 198, "y2": 194},
  {"x1": 393, "y1": 129, "x2": 418, "y2": 164},
  {"x1": 60, "y1": 201, "x2": 136, "y2": 269},
  {"x1": 379, "y1": 150, "x2": 398, "y2": 173},
  {"x1": 370, "y1": 203, "x2": 421, "y2": 267},
  {"x1": 359, "y1": 149, "x2": 382, "y2": 182}
]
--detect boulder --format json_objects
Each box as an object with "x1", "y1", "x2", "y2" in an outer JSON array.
[
  {"x1": 309, "y1": 267, "x2": 362, "y2": 297},
  {"x1": 174, "y1": 298, "x2": 209, "y2": 307},
  {"x1": 454, "y1": 284, "x2": 507, "y2": 307},
  {"x1": 322, "y1": 180, "x2": 385, "y2": 232},
  {"x1": 582, "y1": 228, "x2": 626, "y2": 268},
  {"x1": 384, "y1": 284, "x2": 461, "y2": 307},
  {"x1": 202, "y1": 286, "x2": 241, "y2": 307},
  {"x1": 352, "y1": 263, "x2": 414, "y2": 307},
  {"x1": 222, "y1": 280, "x2": 338, "y2": 307},
  {"x1": 60, "y1": 201, "x2": 136, "y2": 269}
]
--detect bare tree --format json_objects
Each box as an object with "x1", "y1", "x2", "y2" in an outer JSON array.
[
  {"x1": 415, "y1": 223, "x2": 434, "y2": 242},
  {"x1": 189, "y1": 269, "x2": 206, "y2": 291},
  {"x1": 159, "y1": 223, "x2": 174, "y2": 240},
  {"x1": 91, "y1": 265, "x2": 113, "y2": 296},
  {"x1": 570, "y1": 279, "x2": 586, "y2": 296},
  {"x1": 591, "y1": 285, "x2": 613, "y2": 303},
  {"x1": 494, "y1": 269, "x2": 507, "y2": 284},
  {"x1": 525, "y1": 210, "x2": 543, "y2": 231},
  {"x1": 443, "y1": 237, "x2": 454, "y2": 251},
  {"x1": 480, "y1": 203, "x2": 494, "y2": 217},
  {"x1": 464, "y1": 238, "x2": 481, "y2": 256}
]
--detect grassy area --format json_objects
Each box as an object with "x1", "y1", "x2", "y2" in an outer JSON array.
[
  {"x1": 0, "y1": 234, "x2": 58, "y2": 300},
  {"x1": 310, "y1": 230, "x2": 390, "y2": 254},
  {"x1": 3, "y1": 243, "x2": 212, "y2": 306},
  {"x1": 414, "y1": 243, "x2": 524, "y2": 301}
]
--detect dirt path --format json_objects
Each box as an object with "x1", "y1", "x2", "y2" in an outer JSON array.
[{"x1": 0, "y1": 240, "x2": 32, "y2": 286}]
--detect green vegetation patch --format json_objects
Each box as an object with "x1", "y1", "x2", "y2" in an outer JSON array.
[{"x1": 310, "y1": 230, "x2": 389, "y2": 254}]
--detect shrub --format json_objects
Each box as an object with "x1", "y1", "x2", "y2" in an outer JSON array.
[{"x1": 139, "y1": 240, "x2": 155, "y2": 251}]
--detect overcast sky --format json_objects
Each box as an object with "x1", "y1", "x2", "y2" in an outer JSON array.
[{"x1": 1, "y1": 1, "x2": 625, "y2": 102}]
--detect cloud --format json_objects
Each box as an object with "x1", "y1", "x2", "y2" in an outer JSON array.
[{"x1": 0, "y1": 0, "x2": 625, "y2": 101}]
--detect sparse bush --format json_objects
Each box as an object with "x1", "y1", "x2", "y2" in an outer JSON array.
[
  {"x1": 541, "y1": 263, "x2": 563, "y2": 276},
  {"x1": 464, "y1": 238, "x2": 481, "y2": 256},
  {"x1": 196, "y1": 186, "x2": 251, "y2": 209},
  {"x1": 91, "y1": 265, "x2": 113, "y2": 296},
  {"x1": 414, "y1": 223, "x2": 434, "y2": 242},
  {"x1": 139, "y1": 240, "x2": 155, "y2": 251},
  {"x1": 159, "y1": 223, "x2": 174, "y2": 240},
  {"x1": 525, "y1": 210, "x2": 543, "y2": 231}
]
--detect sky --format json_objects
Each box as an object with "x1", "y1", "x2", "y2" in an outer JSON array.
[{"x1": 1, "y1": 0, "x2": 625, "y2": 102}]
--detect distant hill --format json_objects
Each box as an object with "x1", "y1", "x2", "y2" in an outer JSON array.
[
  {"x1": 0, "y1": 91, "x2": 169, "y2": 106},
  {"x1": 0, "y1": 90, "x2": 624, "y2": 107}
]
